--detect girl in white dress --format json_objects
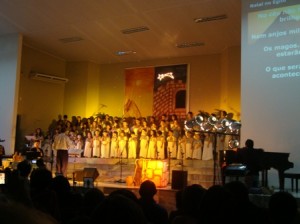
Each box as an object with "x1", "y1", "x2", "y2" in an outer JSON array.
[
  {"x1": 139, "y1": 129, "x2": 149, "y2": 158},
  {"x1": 100, "y1": 130, "x2": 111, "y2": 158},
  {"x1": 156, "y1": 130, "x2": 165, "y2": 159},
  {"x1": 147, "y1": 130, "x2": 157, "y2": 159},
  {"x1": 177, "y1": 135, "x2": 186, "y2": 160},
  {"x1": 184, "y1": 131, "x2": 194, "y2": 159},
  {"x1": 75, "y1": 133, "x2": 84, "y2": 156},
  {"x1": 192, "y1": 132, "x2": 203, "y2": 160},
  {"x1": 118, "y1": 130, "x2": 128, "y2": 158},
  {"x1": 128, "y1": 132, "x2": 138, "y2": 159},
  {"x1": 202, "y1": 133, "x2": 213, "y2": 160},
  {"x1": 83, "y1": 131, "x2": 93, "y2": 158},
  {"x1": 110, "y1": 131, "x2": 118, "y2": 158},
  {"x1": 42, "y1": 134, "x2": 53, "y2": 158},
  {"x1": 92, "y1": 130, "x2": 101, "y2": 158},
  {"x1": 167, "y1": 130, "x2": 177, "y2": 159},
  {"x1": 178, "y1": 131, "x2": 193, "y2": 159}
]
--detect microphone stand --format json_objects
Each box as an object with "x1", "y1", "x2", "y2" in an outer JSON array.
[
  {"x1": 180, "y1": 152, "x2": 185, "y2": 171},
  {"x1": 168, "y1": 148, "x2": 171, "y2": 185},
  {"x1": 202, "y1": 131, "x2": 239, "y2": 185},
  {"x1": 115, "y1": 149, "x2": 126, "y2": 183}
]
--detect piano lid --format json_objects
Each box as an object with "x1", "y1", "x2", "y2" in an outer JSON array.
[{"x1": 220, "y1": 150, "x2": 294, "y2": 171}]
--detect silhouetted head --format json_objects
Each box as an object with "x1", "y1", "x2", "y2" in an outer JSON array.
[
  {"x1": 51, "y1": 175, "x2": 71, "y2": 195},
  {"x1": 17, "y1": 160, "x2": 32, "y2": 178},
  {"x1": 30, "y1": 168, "x2": 53, "y2": 190},
  {"x1": 245, "y1": 139, "x2": 254, "y2": 148},
  {"x1": 139, "y1": 180, "x2": 157, "y2": 199},
  {"x1": 109, "y1": 189, "x2": 139, "y2": 204},
  {"x1": 269, "y1": 191, "x2": 298, "y2": 224},
  {"x1": 181, "y1": 184, "x2": 207, "y2": 217}
]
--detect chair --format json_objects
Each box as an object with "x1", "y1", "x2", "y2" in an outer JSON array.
[
  {"x1": 283, "y1": 172, "x2": 300, "y2": 193},
  {"x1": 222, "y1": 163, "x2": 249, "y2": 184}
]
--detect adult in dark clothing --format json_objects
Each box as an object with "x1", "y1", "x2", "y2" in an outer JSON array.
[
  {"x1": 172, "y1": 184, "x2": 207, "y2": 224},
  {"x1": 51, "y1": 175, "x2": 83, "y2": 223},
  {"x1": 268, "y1": 191, "x2": 299, "y2": 224},
  {"x1": 91, "y1": 193, "x2": 147, "y2": 224},
  {"x1": 224, "y1": 181, "x2": 268, "y2": 224},
  {"x1": 168, "y1": 189, "x2": 184, "y2": 223},
  {"x1": 138, "y1": 180, "x2": 169, "y2": 224},
  {"x1": 236, "y1": 139, "x2": 264, "y2": 188},
  {"x1": 30, "y1": 168, "x2": 60, "y2": 222},
  {"x1": 27, "y1": 140, "x2": 44, "y2": 160}
]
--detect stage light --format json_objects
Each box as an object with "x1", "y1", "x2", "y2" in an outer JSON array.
[
  {"x1": 214, "y1": 118, "x2": 230, "y2": 132},
  {"x1": 183, "y1": 111, "x2": 241, "y2": 136},
  {"x1": 195, "y1": 114, "x2": 204, "y2": 125},
  {"x1": 184, "y1": 119, "x2": 196, "y2": 130},
  {"x1": 228, "y1": 120, "x2": 241, "y2": 133},
  {"x1": 228, "y1": 139, "x2": 240, "y2": 149},
  {"x1": 207, "y1": 115, "x2": 218, "y2": 125},
  {"x1": 200, "y1": 121, "x2": 213, "y2": 131}
]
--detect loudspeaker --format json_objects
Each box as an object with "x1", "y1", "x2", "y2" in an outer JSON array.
[
  {"x1": 83, "y1": 168, "x2": 99, "y2": 181},
  {"x1": 171, "y1": 170, "x2": 188, "y2": 190}
]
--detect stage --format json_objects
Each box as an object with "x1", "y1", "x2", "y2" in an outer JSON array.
[{"x1": 46, "y1": 157, "x2": 300, "y2": 213}]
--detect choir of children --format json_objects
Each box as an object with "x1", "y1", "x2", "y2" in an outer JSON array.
[{"x1": 34, "y1": 113, "x2": 218, "y2": 160}]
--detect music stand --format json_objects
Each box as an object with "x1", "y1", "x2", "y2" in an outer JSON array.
[
  {"x1": 68, "y1": 149, "x2": 83, "y2": 186},
  {"x1": 25, "y1": 151, "x2": 40, "y2": 161}
]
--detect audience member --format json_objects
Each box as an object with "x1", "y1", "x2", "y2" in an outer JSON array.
[
  {"x1": 16, "y1": 159, "x2": 32, "y2": 200},
  {"x1": 172, "y1": 184, "x2": 207, "y2": 224},
  {"x1": 200, "y1": 185, "x2": 239, "y2": 224},
  {"x1": 51, "y1": 175, "x2": 83, "y2": 223},
  {"x1": 109, "y1": 188, "x2": 139, "y2": 204},
  {"x1": 81, "y1": 187, "x2": 105, "y2": 216},
  {"x1": 138, "y1": 180, "x2": 169, "y2": 224},
  {"x1": 3, "y1": 167, "x2": 33, "y2": 207},
  {"x1": 30, "y1": 167, "x2": 60, "y2": 222},
  {"x1": 223, "y1": 180, "x2": 268, "y2": 224},
  {"x1": 0, "y1": 199, "x2": 58, "y2": 224},
  {"x1": 91, "y1": 193, "x2": 147, "y2": 224},
  {"x1": 168, "y1": 189, "x2": 184, "y2": 224},
  {"x1": 268, "y1": 191, "x2": 299, "y2": 224}
]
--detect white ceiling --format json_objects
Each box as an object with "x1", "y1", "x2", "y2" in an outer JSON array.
[{"x1": 0, "y1": 0, "x2": 241, "y2": 65}]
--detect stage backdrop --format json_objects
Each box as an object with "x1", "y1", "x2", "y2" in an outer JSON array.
[{"x1": 124, "y1": 64, "x2": 188, "y2": 119}]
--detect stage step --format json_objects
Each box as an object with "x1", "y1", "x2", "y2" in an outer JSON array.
[{"x1": 58, "y1": 157, "x2": 221, "y2": 189}]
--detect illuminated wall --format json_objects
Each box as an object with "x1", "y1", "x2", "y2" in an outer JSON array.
[{"x1": 17, "y1": 46, "x2": 241, "y2": 149}]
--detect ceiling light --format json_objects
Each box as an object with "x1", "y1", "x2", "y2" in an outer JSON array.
[
  {"x1": 115, "y1": 50, "x2": 136, "y2": 56},
  {"x1": 121, "y1": 26, "x2": 149, "y2": 34},
  {"x1": 176, "y1": 42, "x2": 204, "y2": 48},
  {"x1": 194, "y1": 14, "x2": 227, "y2": 23},
  {"x1": 59, "y1": 37, "x2": 84, "y2": 43}
]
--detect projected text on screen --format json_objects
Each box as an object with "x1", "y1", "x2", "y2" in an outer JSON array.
[{"x1": 246, "y1": 1, "x2": 300, "y2": 79}]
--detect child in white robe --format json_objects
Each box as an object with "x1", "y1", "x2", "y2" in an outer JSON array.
[
  {"x1": 110, "y1": 131, "x2": 118, "y2": 158},
  {"x1": 139, "y1": 129, "x2": 149, "y2": 158}
]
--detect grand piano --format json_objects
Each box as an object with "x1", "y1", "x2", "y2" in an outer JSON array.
[{"x1": 220, "y1": 150, "x2": 294, "y2": 191}]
